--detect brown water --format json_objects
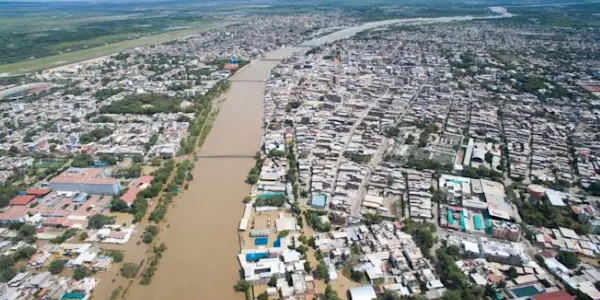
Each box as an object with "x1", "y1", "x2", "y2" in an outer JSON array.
[{"x1": 110, "y1": 48, "x2": 301, "y2": 300}]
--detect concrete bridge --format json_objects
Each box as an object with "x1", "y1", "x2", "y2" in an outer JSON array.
[
  {"x1": 291, "y1": 44, "x2": 314, "y2": 48},
  {"x1": 195, "y1": 154, "x2": 255, "y2": 159},
  {"x1": 229, "y1": 79, "x2": 265, "y2": 83},
  {"x1": 260, "y1": 58, "x2": 286, "y2": 62}
]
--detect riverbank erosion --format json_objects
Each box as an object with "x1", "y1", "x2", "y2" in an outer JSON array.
[{"x1": 121, "y1": 48, "x2": 299, "y2": 300}]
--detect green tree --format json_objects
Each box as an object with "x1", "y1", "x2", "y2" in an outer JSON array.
[
  {"x1": 446, "y1": 245, "x2": 461, "y2": 259},
  {"x1": 110, "y1": 198, "x2": 129, "y2": 212},
  {"x1": 234, "y1": 279, "x2": 251, "y2": 292},
  {"x1": 268, "y1": 274, "x2": 277, "y2": 287},
  {"x1": 315, "y1": 263, "x2": 329, "y2": 280},
  {"x1": 557, "y1": 250, "x2": 579, "y2": 269},
  {"x1": 507, "y1": 266, "x2": 518, "y2": 279},
  {"x1": 324, "y1": 284, "x2": 342, "y2": 300},
  {"x1": 13, "y1": 247, "x2": 36, "y2": 260},
  {"x1": 49, "y1": 260, "x2": 67, "y2": 274},
  {"x1": 105, "y1": 250, "x2": 124, "y2": 262},
  {"x1": 257, "y1": 293, "x2": 269, "y2": 300},
  {"x1": 73, "y1": 266, "x2": 92, "y2": 280},
  {"x1": 442, "y1": 290, "x2": 462, "y2": 300},
  {"x1": 485, "y1": 151, "x2": 494, "y2": 164},
  {"x1": 304, "y1": 261, "x2": 312, "y2": 273},
  {"x1": 350, "y1": 270, "x2": 365, "y2": 282},
  {"x1": 87, "y1": 214, "x2": 116, "y2": 229},
  {"x1": 120, "y1": 262, "x2": 138, "y2": 278}
]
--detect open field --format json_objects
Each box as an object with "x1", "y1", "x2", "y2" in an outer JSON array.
[{"x1": 0, "y1": 23, "x2": 227, "y2": 75}]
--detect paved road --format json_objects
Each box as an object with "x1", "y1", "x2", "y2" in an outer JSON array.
[{"x1": 349, "y1": 64, "x2": 429, "y2": 217}]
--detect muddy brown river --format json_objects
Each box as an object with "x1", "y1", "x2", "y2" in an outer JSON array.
[
  {"x1": 118, "y1": 48, "x2": 300, "y2": 300},
  {"x1": 91, "y1": 12, "x2": 514, "y2": 298}
]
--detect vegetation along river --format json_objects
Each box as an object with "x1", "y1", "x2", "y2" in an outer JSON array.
[{"x1": 95, "y1": 12, "x2": 512, "y2": 299}]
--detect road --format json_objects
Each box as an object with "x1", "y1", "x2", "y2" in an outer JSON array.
[{"x1": 350, "y1": 63, "x2": 429, "y2": 217}]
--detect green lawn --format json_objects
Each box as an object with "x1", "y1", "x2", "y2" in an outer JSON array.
[{"x1": 0, "y1": 22, "x2": 227, "y2": 75}]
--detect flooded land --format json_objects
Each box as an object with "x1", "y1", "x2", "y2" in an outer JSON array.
[
  {"x1": 105, "y1": 12, "x2": 514, "y2": 299},
  {"x1": 121, "y1": 48, "x2": 300, "y2": 300}
]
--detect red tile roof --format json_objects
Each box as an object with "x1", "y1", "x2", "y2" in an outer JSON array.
[
  {"x1": 121, "y1": 176, "x2": 154, "y2": 206},
  {"x1": 26, "y1": 188, "x2": 51, "y2": 196},
  {"x1": 532, "y1": 290, "x2": 574, "y2": 300},
  {"x1": 10, "y1": 194, "x2": 36, "y2": 206}
]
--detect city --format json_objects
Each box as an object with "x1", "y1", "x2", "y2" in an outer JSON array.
[{"x1": 0, "y1": 2, "x2": 599, "y2": 300}]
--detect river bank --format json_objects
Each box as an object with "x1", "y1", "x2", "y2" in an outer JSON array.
[{"x1": 93, "y1": 10, "x2": 515, "y2": 299}]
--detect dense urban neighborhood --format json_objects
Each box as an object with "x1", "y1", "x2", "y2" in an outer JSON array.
[{"x1": 0, "y1": 3, "x2": 600, "y2": 300}]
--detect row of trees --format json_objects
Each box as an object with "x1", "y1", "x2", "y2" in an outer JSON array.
[
  {"x1": 110, "y1": 160, "x2": 175, "y2": 222},
  {"x1": 139, "y1": 243, "x2": 167, "y2": 285}
]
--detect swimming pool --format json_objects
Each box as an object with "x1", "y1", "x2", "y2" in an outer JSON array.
[
  {"x1": 246, "y1": 252, "x2": 268, "y2": 262},
  {"x1": 255, "y1": 237, "x2": 268, "y2": 246},
  {"x1": 311, "y1": 193, "x2": 327, "y2": 207},
  {"x1": 509, "y1": 285, "x2": 544, "y2": 298}
]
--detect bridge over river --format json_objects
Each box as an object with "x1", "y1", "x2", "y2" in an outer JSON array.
[{"x1": 195, "y1": 154, "x2": 255, "y2": 159}]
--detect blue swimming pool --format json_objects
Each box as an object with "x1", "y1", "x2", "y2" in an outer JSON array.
[
  {"x1": 510, "y1": 285, "x2": 543, "y2": 298},
  {"x1": 246, "y1": 252, "x2": 268, "y2": 262},
  {"x1": 311, "y1": 193, "x2": 327, "y2": 207},
  {"x1": 255, "y1": 237, "x2": 268, "y2": 246},
  {"x1": 273, "y1": 237, "x2": 281, "y2": 247}
]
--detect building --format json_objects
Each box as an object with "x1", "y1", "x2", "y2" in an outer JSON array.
[
  {"x1": 50, "y1": 168, "x2": 121, "y2": 195},
  {"x1": 10, "y1": 195, "x2": 36, "y2": 206},
  {"x1": 120, "y1": 176, "x2": 153, "y2": 206},
  {"x1": 349, "y1": 285, "x2": 377, "y2": 300}
]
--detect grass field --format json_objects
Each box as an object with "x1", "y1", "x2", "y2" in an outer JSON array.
[
  {"x1": 37, "y1": 159, "x2": 67, "y2": 169},
  {"x1": 0, "y1": 22, "x2": 227, "y2": 75}
]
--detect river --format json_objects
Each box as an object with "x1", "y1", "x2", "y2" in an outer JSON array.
[{"x1": 94, "y1": 11, "x2": 512, "y2": 300}]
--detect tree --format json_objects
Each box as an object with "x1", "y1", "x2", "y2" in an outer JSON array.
[
  {"x1": 257, "y1": 293, "x2": 269, "y2": 300},
  {"x1": 142, "y1": 225, "x2": 159, "y2": 244},
  {"x1": 304, "y1": 261, "x2": 312, "y2": 272},
  {"x1": 446, "y1": 245, "x2": 461, "y2": 260},
  {"x1": 246, "y1": 173, "x2": 259, "y2": 184},
  {"x1": 234, "y1": 279, "x2": 251, "y2": 292},
  {"x1": 105, "y1": 250, "x2": 124, "y2": 262},
  {"x1": 351, "y1": 270, "x2": 365, "y2": 282},
  {"x1": 557, "y1": 250, "x2": 579, "y2": 269},
  {"x1": 268, "y1": 275, "x2": 277, "y2": 287},
  {"x1": 110, "y1": 198, "x2": 129, "y2": 212},
  {"x1": 507, "y1": 267, "x2": 518, "y2": 279},
  {"x1": 485, "y1": 151, "x2": 494, "y2": 164},
  {"x1": 13, "y1": 247, "x2": 36, "y2": 260},
  {"x1": 442, "y1": 290, "x2": 462, "y2": 300},
  {"x1": 73, "y1": 266, "x2": 92, "y2": 280},
  {"x1": 120, "y1": 262, "x2": 138, "y2": 278},
  {"x1": 498, "y1": 280, "x2": 507, "y2": 288},
  {"x1": 242, "y1": 196, "x2": 252, "y2": 204},
  {"x1": 377, "y1": 290, "x2": 402, "y2": 300},
  {"x1": 87, "y1": 214, "x2": 116, "y2": 229},
  {"x1": 324, "y1": 284, "x2": 342, "y2": 300},
  {"x1": 8, "y1": 145, "x2": 18, "y2": 154},
  {"x1": 49, "y1": 260, "x2": 67, "y2": 274},
  {"x1": 315, "y1": 263, "x2": 328, "y2": 280}
]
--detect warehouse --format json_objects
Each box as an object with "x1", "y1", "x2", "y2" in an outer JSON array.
[{"x1": 50, "y1": 168, "x2": 121, "y2": 195}]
